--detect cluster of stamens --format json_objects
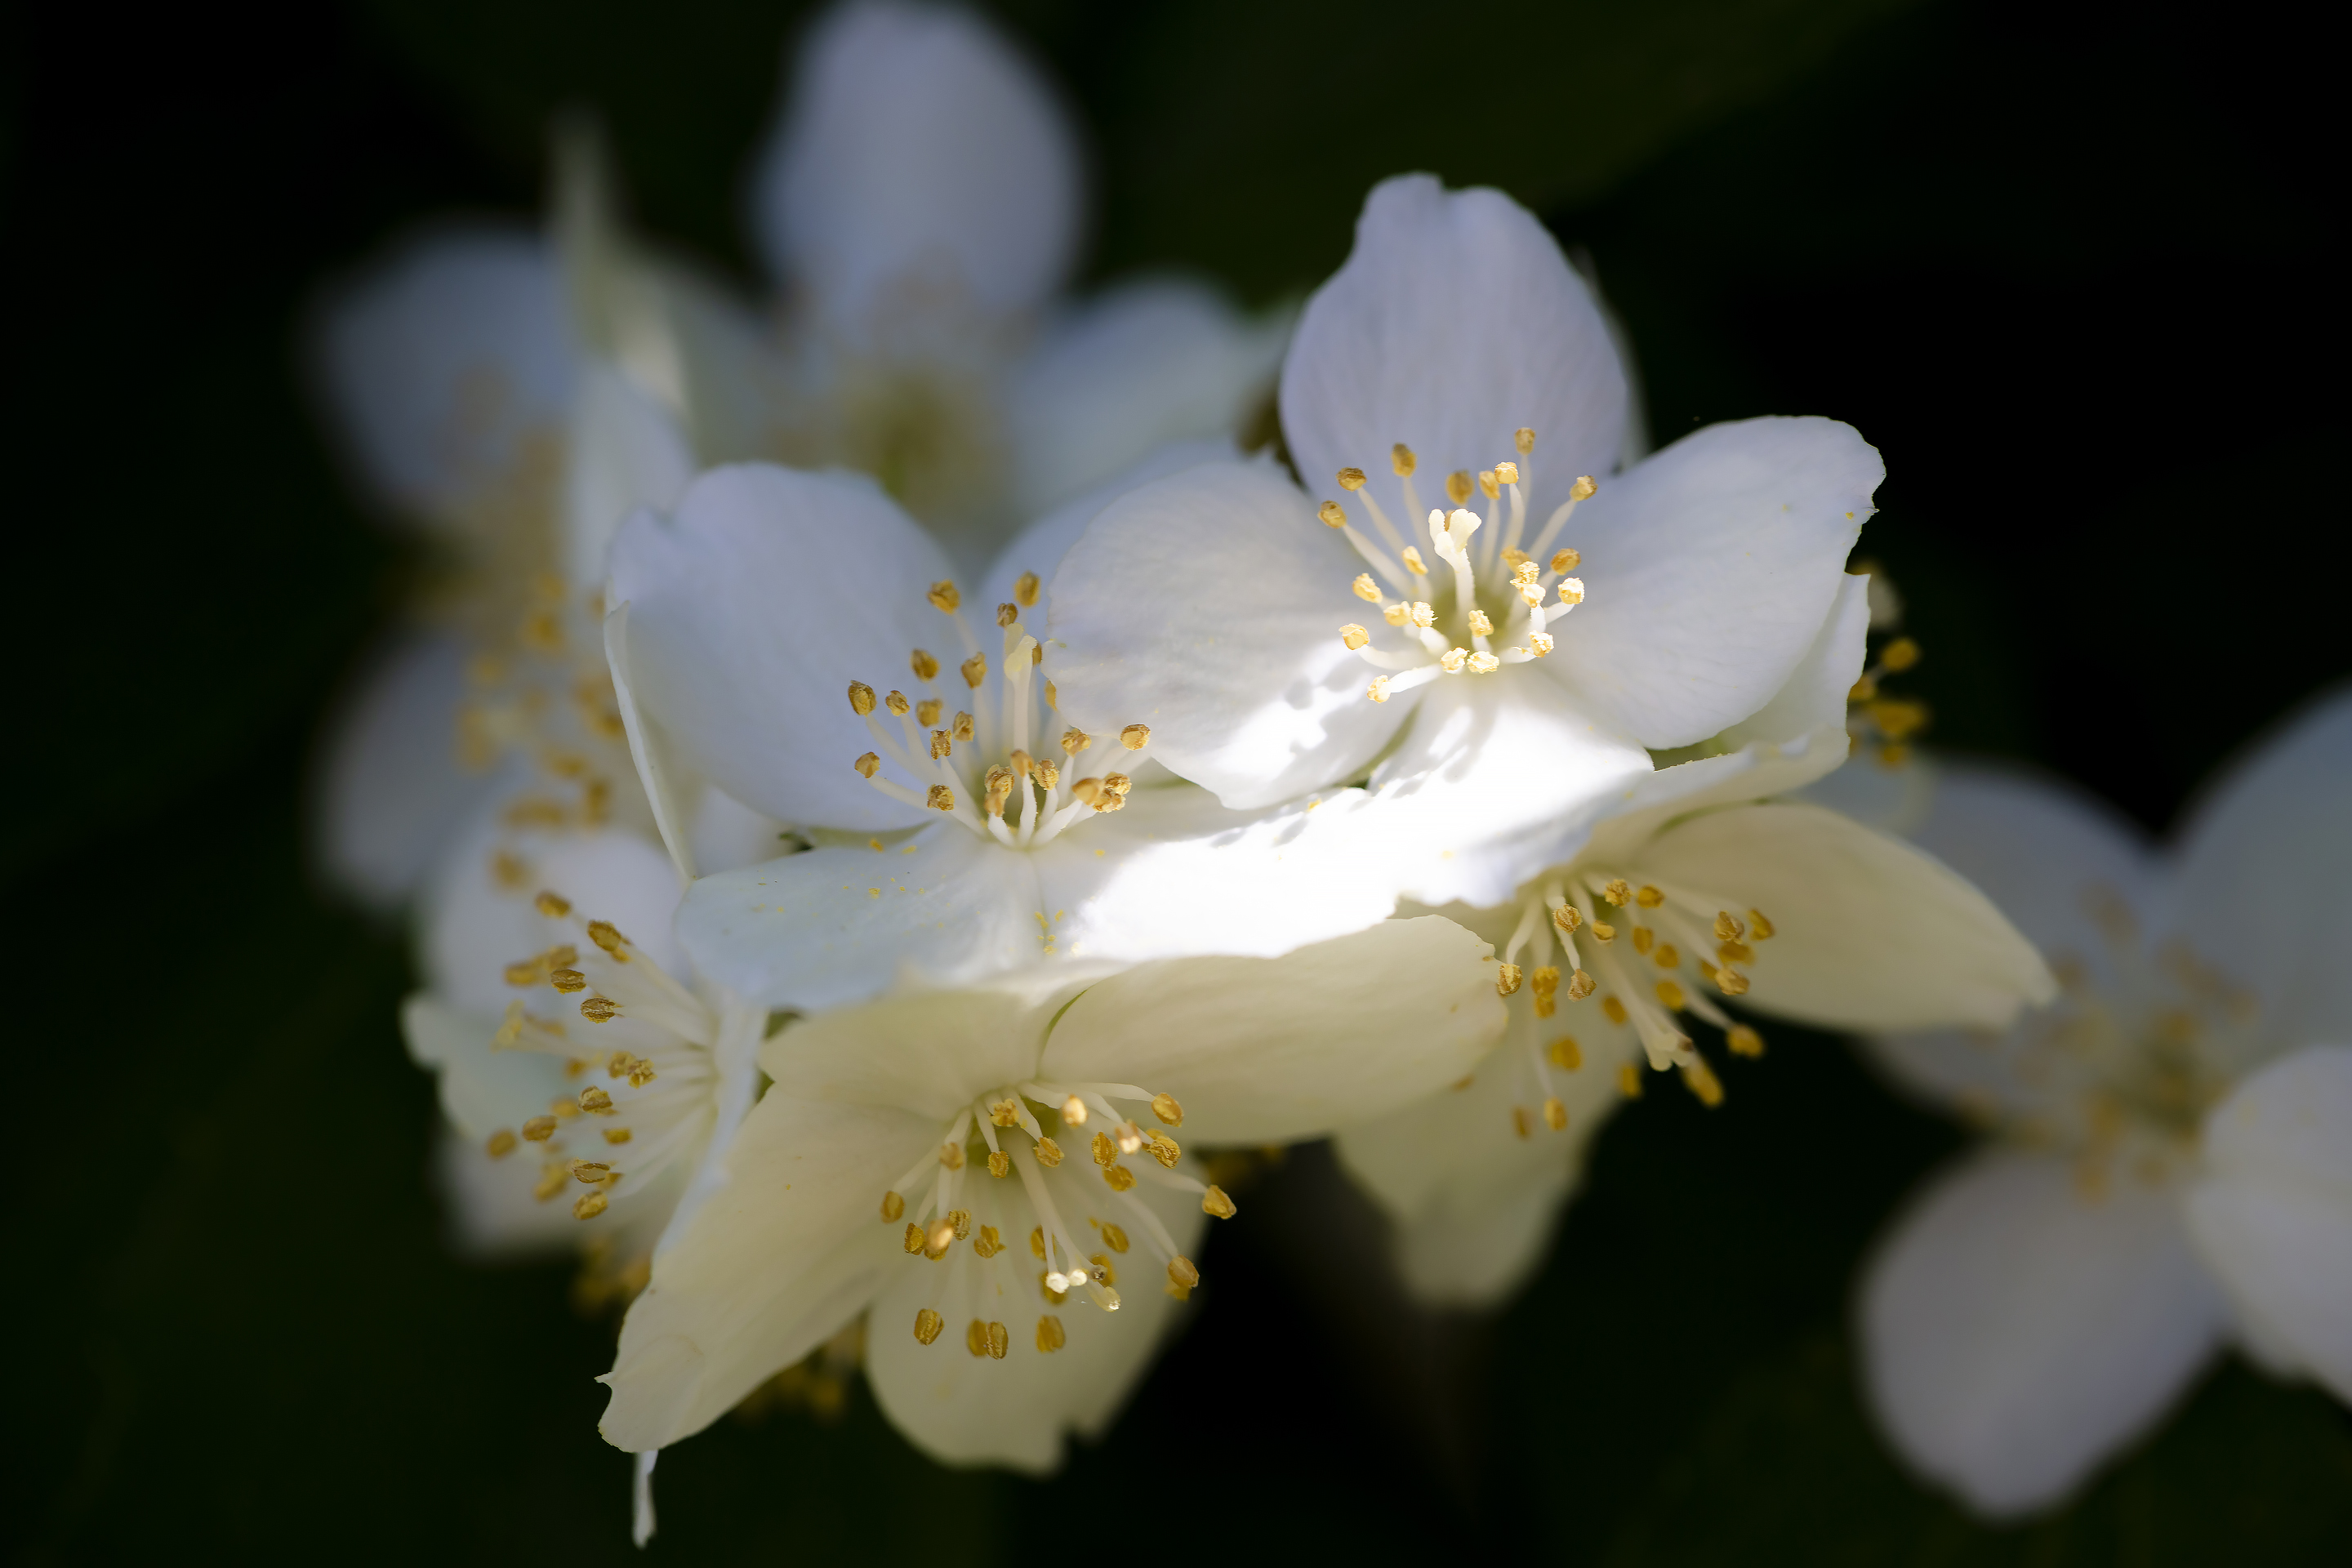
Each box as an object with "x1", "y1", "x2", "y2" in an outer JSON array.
[
  {"x1": 1481, "y1": 872, "x2": 1775, "y2": 1134},
  {"x1": 479, "y1": 889, "x2": 720, "y2": 1221},
  {"x1": 849, "y1": 576, "x2": 1152, "y2": 848},
  {"x1": 881, "y1": 1082, "x2": 1232, "y2": 1361},
  {"x1": 1315, "y1": 431, "x2": 1596, "y2": 702},
  {"x1": 461, "y1": 576, "x2": 635, "y2": 860}
]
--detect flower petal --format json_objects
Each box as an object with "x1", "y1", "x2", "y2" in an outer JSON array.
[
  {"x1": 599, "y1": 1095, "x2": 929, "y2": 1451},
  {"x1": 750, "y1": 0, "x2": 1080, "y2": 326},
  {"x1": 977, "y1": 437, "x2": 1240, "y2": 617},
  {"x1": 402, "y1": 993, "x2": 566, "y2": 1139},
  {"x1": 864, "y1": 1159, "x2": 1204, "y2": 1471},
  {"x1": 562, "y1": 363, "x2": 694, "y2": 590},
  {"x1": 2163, "y1": 686, "x2": 2352, "y2": 1057},
  {"x1": 758, "y1": 978, "x2": 1062, "y2": 1122},
  {"x1": 2184, "y1": 1045, "x2": 2352, "y2": 1401},
  {"x1": 1045, "y1": 459, "x2": 1409, "y2": 807},
  {"x1": 1542, "y1": 416, "x2": 1880, "y2": 748},
  {"x1": 1281, "y1": 175, "x2": 1626, "y2": 522},
  {"x1": 1040, "y1": 916, "x2": 1506, "y2": 1143},
  {"x1": 314, "y1": 226, "x2": 573, "y2": 526},
  {"x1": 1635, "y1": 802, "x2": 2054, "y2": 1032},
  {"x1": 1008, "y1": 278, "x2": 1290, "y2": 518},
  {"x1": 1860, "y1": 1147, "x2": 2226, "y2": 1517},
  {"x1": 606, "y1": 462, "x2": 958, "y2": 831},
  {"x1": 677, "y1": 827, "x2": 1044, "y2": 1012}
]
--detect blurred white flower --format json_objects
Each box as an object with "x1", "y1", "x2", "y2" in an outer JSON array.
[
  {"x1": 1046, "y1": 174, "x2": 1883, "y2": 909},
  {"x1": 1858, "y1": 688, "x2": 2352, "y2": 1517},
  {"x1": 595, "y1": 916, "x2": 1505, "y2": 1470}
]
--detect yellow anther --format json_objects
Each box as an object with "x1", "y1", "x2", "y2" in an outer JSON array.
[
  {"x1": 1551, "y1": 547, "x2": 1580, "y2": 573},
  {"x1": 947, "y1": 1208, "x2": 972, "y2": 1239},
  {"x1": 916, "y1": 697, "x2": 943, "y2": 726},
  {"x1": 881, "y1": 1191, "x2": 905, "y2": 1221},
  {"x1": 1636, "y1": 885, "x2": 1663, "y2": 908},
  {"x1": 1477, "y1": 470, "x2": 1499, "y2": 499},
  {"x1": 1850, "y1": 674, "x2": 1879, "y2": 702},
  {"x1": 1146, "y1": 1131, "x2": 1181, "y2": 1169},
  {"x1": 1869, "y1": 697, "x2": 1928, "y2": 739},
  {"x1": 960, "y1": 653, "x2": 987, "y2": 689},
  {"x1": 1633, "y1": 929, "x2": 1655, "y2": 955},
  {"x1": 1337, "y1": 466, "x2": 1367, "y2": 490},
  {"x1": 1120, "y1": 724, "x2": 1151, "y2": 750},
  {"x1": 1004, "y1": 569, "x2": 1039, "y2": 608},
  {"x1": 854, "y1": 751, "x2": 880, "y2": 778},
  {"x1": 1747, "y1": 910, "x2": 1776, "y2": 940},
  {"x1": 574, "y1": 1192, "x2": 608, "y2": 1220},
  {"x1": 1366, "y1": 676, "x2": 1391, "y2": 703},
  {"x1": 1882, "y1": 636, "x2": 1921, "y2": 672},
  {"x1": 1036, "y1": 1315, "x2": 1067, "y2": 1353},
  {"x1": 578, "y1": 1085, "x2": 614, "y2": 1115},
  {"x1": 1103, "y1": 1165, "x2": 1137, "y2": 1191},
  {"x1": 1553, "y1": 905, "x2": 1583, "y2": 933},
  {"x1": 1352, "y1": 573, "x2": 1383, "y2": 603},
  {"x1": 548, "y1": 1096, "x2": 579, "y2": 1120},
  {"x1": 1410, "y1": 601, "x2": 1437, "y2": 627},
  {"x1": 1466, "y1": 609, "x2": 1494, "y2": 636},
  {"x1": 927, "y1": 581, "x2": 960, "y2": 612},
  {"x1": 924, "y1": 1218, "x2": 956, "y2": 1259},
  {"x1": 1318, "y1": 500, "x2": 1348, "y2": 528},
  {"x1": 504, "y1": 959, "x2": 543, "y2": 987},
  {"x1": 1548, "y1": 1036, "x2": 1583, "y2": 1070},
  {"x1": 1728, "y1": 1025, "x2": 1766, "y2": 1058},
  {"x1": 910, "y1": 648, "x2": 938, "y2": 683},
  {"x1": 929, "y1": 728, "x2": 952, "y2": 761},
  {"x1": 1683, "y1": 1060, "x2": 1725, "y2": 1107},
  {"x1": 1059, "y1": 1094, "x2": 1089, "y2": 1127},
  {"x1": 1602, "y1": 996, "x2": 1628, "y2": 1025},
  {"x1": 550, "y1": 968, "x2": 587, "y2": 993},
  {"x1": 1512, "y1": 1106, "x2": 1533, "y2": 1139},
  {"x1": 1045, "y1": 680, "x2": 1057, "y2": 710},
  {"x1": 1446, "y1": 470, "x2": 1474, "y2": 505},
  {"x1": 1382, "y1": 602, "x2": 1410, "y2": 626},
  {"x1": 1618, "y1": 1062, "x2": 1643, "y2": 1098},
  {"x1": 989, "y1": 1098, "x2": 1020, "y2": 1128},
  {"x1": 1714, "y1": 967, "x2": 1752, "y2": 996},
  {"x1": 884, "y1": 689, "x2": 910, "y2": 716},
  {"x1": 1589, "y1": 920, "x2": 1616, "y2": 943},
  {"x1": 1515, "y1": 427, "x2": 1536, "y2": 455},
  {"x1": 522, "y1": 1115, "x2": 557, "y2": 1142},
  {"x1": 1061, "y1": 726, "x2": 1093, "y2": 755},
  {"x1": 1152, "y1": 1092, "x2": 1183, "y2": 1127},
  {"x1": 925, "y1": 784, "x2": 956, "y2": 812},
  {"x1": 1654, "y1": 944, "x2": 1680, "y2": 969},
  {"x1": 1441, "y1": 647, "x2": 1468, "y2": 673},
  {"x1": 1469, "y1": 652, "x2": 1501, "y2": 675},
  {"x1": 1531, "y1": 964, "x2": 1561, "y2": 1018},
  {"x1": 940, "y1": 1141, "x2": 965, "y2": 1171},
  {"x1": 1718, "y1": 941, "x2": 1754, "y2": 965},
  {"x1": 1391, "y1": 444, "x2": 1417, "y2": 476},
  {"x1": 1168, "y1": 1256, "x2": 1200, "y2": 1298},
  {"x1": 987, "y1": 1150, "x2": 1010, "y2": 1178},
  {"x1": 570, "y1": 1159, "x2": 611, "y2": 1184},
  {"x1": 1496, "y1": 461, "x2": 1521, "y2": 485},
  {"x1": 486, "y1": 1129, "x2": 518, "y2": 1158},
  {"x1": 964, "y1": 1319, "x2": 992, "y2": 1357},
  {"x1": 534, "y1": 1165, "x2": 568, "y2": 1202},
  {"x1": 1092, "y1": 1130, "x2": 1116, "y2": 1168},
  {"x1": 1570, "y1": 475, "x2": 1597, "y2": 501},
  {"x1": 953, "y1": 711, "x2": 974, "y2": 742},
  {"x1": 996, "y1": 602, "x2": 1019, "y2": 628},
  {"x1": 580, "y1": 996, "x2": 621, "y2": 1023},
  {"x1": 1713, "y1": 911, "x2": 1746, "y2": 942},
  {"x1": 1496, "y1": 962, "x2": 1523, "y2": 996},
  {"x1": 1656, "y1": 978, "x2": 1688, "y2": 1011},
  {"x1": 1557, "y1": 578, "x2": 1585, "y2": 606},
  {"x1": 1341, "y1": 624, "x2": 1371, "y2": 650},
  {"x1": 1602, "y1": 879, "x2": 1632, "y2": 906},
  {"x1": 974, "y1": 1224, "x2": 1003, "y2": 1257},
  {"x1": 1543, "y1": 1096, "x2": 1568, "y2": 1130},
  {"x1": 1034, "y1": 1138, "x2": 1064, "y2": 1167},
  {"x1": 914, "y1": 1308, "x2": 944, "y2": 1345},
  {"x1": 1033, "y1": 759, "x2": 1060, "y2": 789},
  {"x1": 1071, "y1": 777, "x2": 1103, "y2": 805},
  {"x1": 1567, "y1": 969, "x2": 1596, "y2": 1000},
  {"x1": 534, "y1": 891, "x2": 572, "y2": 918},
  {"x1": 1401, "y1": 546, "x2": 1429, "y2": 576},
  {"x1": 1115, "y1": 1120, "x2": 1144, "y2": 1155},
  {"x1": 1202, "y1": 1185, "x2": 1237, "y2": 1218}
]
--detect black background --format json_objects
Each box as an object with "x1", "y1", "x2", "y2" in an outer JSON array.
[{"x1": 8, "y1": 0, "x2": 2346, "y2": 1561}]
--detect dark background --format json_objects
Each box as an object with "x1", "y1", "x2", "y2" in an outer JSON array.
[{"x1": 8, "y1": 0, "x2": 2346, "y2": 1561}]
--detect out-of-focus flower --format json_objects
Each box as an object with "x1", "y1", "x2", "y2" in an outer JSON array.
[
  {"x1": 596, "y1": 916, "x2": 1504, "y2": 1470},
  {"x1": 1046, "y1": 175, "x2": 1882, "y2": 909},
  {"x1": 1857, "y1": 688, "x2": 2352, "y2": 1517}
]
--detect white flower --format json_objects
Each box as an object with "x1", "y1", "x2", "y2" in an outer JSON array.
[
  {"x1": 595, "y1": 916, "x2": 1506, "y2": 1468},
  {"x1": 1857, "y1": 688, "x2": 2352, "y2": 1517},
  {"x1": 1045, "y1": 175, "x2": 1882, "y2": 908},
  {"x1": 1333, "y1": 577, "x2": 2051, "y2": 1303},
  {"x1": 606, "y1": 458, "x2": 1409, "y2": 1009}
]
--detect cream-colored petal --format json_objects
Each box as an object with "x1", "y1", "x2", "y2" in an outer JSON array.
[
  {"x1": 1040, "y1": 916, "x2": 1506, "y2": 1144},
  {"x1": 402, "y1": 993, "x2": 566, "y2": 1140},
  {"x1": 757, "y1": 979, "x2": 1067, "y2": 1125},
  {"x1": 1860, "y1": 1147, "x2": 2225, "y2": 1517}
]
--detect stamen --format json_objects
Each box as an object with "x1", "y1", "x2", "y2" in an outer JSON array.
[
  {"x1": 960, "y1": 653, "x2": 987, "y2": 689},
  {"x1": 926, "y1": 581, "x2": 960, "y2": 612},
  {"x1": 1015, "y1": 572, "x2": 1040, "y2": 607},
  {"x1": 1036, "y1": 1316, "x2": 1067, "y2": 1353},
  {"x1": 1201, "y1": 1186, "x2": 1237, "y2": 1218},
  {"x1": 914, "y1": 1308, "x2": 944, "y2": 1345}
]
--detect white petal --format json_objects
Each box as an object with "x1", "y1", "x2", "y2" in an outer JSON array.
[
  {"x1": 751, "y1": 0, "x2": 1080, "y2": 326},
  {"x1": 430, "y1": 1127, "x2": 577, "y2": 1256},
  {"x1": 1634, "y1": 801, "x2": 2052, "y2": 1032},
  {"x1": 402, "y1": 993, "x2": 567, "y2": 1139},
  {"x1": 2164, "y1": 686, "x2": 2352, "y2": 1057},
  {"x1": 1281, "y1": 175, "x2": 1626, "y2": 521},
  {"x1": 599, "y1": 1095, "x2": 929, "y2": 1450},
  {"x1": 605, "y1": 597, "x2": 709, "y2": 880},
  {"x1": 1542, "y1": 416, "x2": 1880, "y2": 748},
  {"x1": 1040, "y1": 916, "x2": 1507, "y2": 1144},
  {"x1": 562, "y1": 363, "x2": 694, "y2": 590},
  {"x1": 864, "y1": 1160, "x2": 1204, "y2": 1471},
  {"x1": 1044, "y1": 459, "x2": 1409, "y2": 808},
  {"x1": 758, "y1": 981, "x2": 1059, "y2": 1123},
  {"x1": 2185, "y1": 1045, "x2": 2352, "y2": 1401},
  {"x1": 1797, "y1": 747, "x2": 1940, "y2": 837},
  {"x1": 977, "y1": 437, "x2": 1240, "y2": 617},
  {"x1": 686, "y1": 783, "x2": 792, "y2": 877},
  {"x1": 1713, "y1": 568, "x2": 1873, "y2": 755},
  {"x1": 1860, "y1": 1147, "x2": 2225, "y2": 1517},
  {"x1": 676, "y1": 826, "x2": 1043, "y2": 1011},
  {"x1": 1008, "y1": 278, "x2": 1290, "y2": 517},
  {"x1": 314, "y1": 226, "x2": 573, "y2": 525},
  {"x1": 606, "y1": 463, "x2": 957, "y2": 830},
  {"x1": 313, "y1": 630, "x2": 502, "y2": 911}
]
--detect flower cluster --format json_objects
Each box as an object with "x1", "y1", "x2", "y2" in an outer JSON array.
[{"x1": 309, "y1": 0, "x2": 2343, "y2": 1543}]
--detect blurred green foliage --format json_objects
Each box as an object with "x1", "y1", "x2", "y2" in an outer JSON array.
[{"x1": 8, "y1": 0, "x2": 2344, "y2": 1561}]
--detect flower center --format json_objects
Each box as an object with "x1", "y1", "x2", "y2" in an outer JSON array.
[
  {"x1": 479, "y1": 888, "x2": 721, "y2": 1223},
  {"x1": 1315, "y1": 432, "x2": 1594, "y2": 703},
  {"x1": 1481, "y1": 870, "x2": 1778, "y2": 1129},
  {"x1": 847, "y1": 577, "x2": 1155, "y2": 849},
  {"x1": 880, "y1": 1084, "x2": 1232, "y2": 1361}
]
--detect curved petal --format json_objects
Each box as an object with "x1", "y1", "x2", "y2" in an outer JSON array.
[
  {"x1": 607, "y1": 462, "x2": 958, "y2": 830},
  {"x1": 1008, "y1": 278, "x2": 1290, "y2": 517},
  {"x1": 2163, "y1": 684, "x2": 2352, "y2": 1058},
  {"x1": 864, "y1": 1156, "x2": 1204, "y2": 1470},
  {"x1": 758, "y1": 980, "x2": 1059, "y2": 1123},
  {"x1": 1281, "y1": 175, "x2": 1626, "y2": 521},
  {"x1": 677, "y1": 826, "x2": 1044, "y2": 1012},
  {"x1": 977, "y1": 436, "x2": 1240, "y2": 617},
  {"x1": 751, "y1": 0, "x2": 1080, "y2": 326},
  {"x1": 403, "y1": 993, "x2": 570, "y2": 1139},
  {"x1": 1045, "y1": 458, "x2": 1410, "y2": 807},
  {"x1": 431, "y1": 1127, "x2": 579, "y2": 1256},
  {"x1": 599, "y1": 1094, "x2": 929, "y2": 1451},
  {"x1": 313, "y1": 630, "x2": 503, "y2": 911},
  {"x1": 1714, "y1": 568, "x2": 1873, "y2": 755},
  {"x1": 1797, "y1": 748, "x2": 1940, "y2": 837},
  {"x1": 2185, "y1": 1045, "x2": 2352, "y2": 1401},
  {"x1": 313, "y1": 226, "x2": 574, "y2": 526},
  {"x1": 1860, "y1": 1147, "x2": 2226, "y2": 1517},
  {"x1": 1543, "y1": 416, "x2": 1879, "y2": 748},
  {"x1": 1040, "y1": 916, "x2": 1507, "y2": 1144},
  {"x1": 562, "y1": 363, "x2": 694, "y2": 590}
]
